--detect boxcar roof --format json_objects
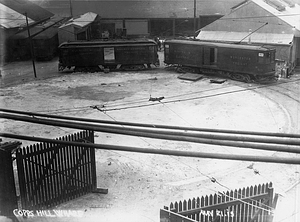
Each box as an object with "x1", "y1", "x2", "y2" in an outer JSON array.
[
  {"x1": 165, "y1": 39, "x2": 273, "y2": 51},
  {"x1": 59, "y1": 39, "x2": 157, "y2": 48}
]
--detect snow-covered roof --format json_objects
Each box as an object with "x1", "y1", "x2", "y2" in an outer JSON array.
[
  {"x1": 59, "y1": 12, "x2": 98, "y2": 29},
  {"x1": 0, "y1": 3, "x2": 34, "y2": 28},
  {"x1": 251, "y1": 0, "x2": 300, "y2": 30},
  {"x1": 0, "y1": 0, "x2": 54, "y2": 22},
  {"x1": 197, "y1": 30, "x2": 294, "y2": 45}
]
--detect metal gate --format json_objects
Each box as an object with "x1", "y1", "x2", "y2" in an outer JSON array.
[{"x1": 15, "y1": 130, "x2": 96, "y2": 209}]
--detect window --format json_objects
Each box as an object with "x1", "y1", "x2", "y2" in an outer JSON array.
[
  {"x1": 258, "y1": 52, "x2": 264, "y2": 64},
  {"x1": 258, "y1": 51, "x2": 275, "y2": 64}
]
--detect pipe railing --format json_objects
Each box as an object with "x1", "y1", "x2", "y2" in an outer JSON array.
[
  {"x1": 1, "y1": 108, "x2": 300, "y2": 138},
  {"x1": 1, "y1": 113, "x2": 300, "y2": 154},
  {"x1": 1, "y1": 133, "x2": 300, "y2": 165}
]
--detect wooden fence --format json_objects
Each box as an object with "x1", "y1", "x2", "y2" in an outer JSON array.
[
  {"x1": 15, "y1": 130, "x2": 96, "y2": 209},
  {"x1": 161, "y1": 182, "x2": 278, "y2": 222},
  {"x1": 0, "y1": 142, "x2": 20, "y2": 221}
]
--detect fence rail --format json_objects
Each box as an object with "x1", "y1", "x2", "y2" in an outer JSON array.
[
  {"x1": 15, "y1": 130, "x2": 96, "y2": 209},
  {"x1": 163, "y1": 182, "x2": 277, "y2": 222}
]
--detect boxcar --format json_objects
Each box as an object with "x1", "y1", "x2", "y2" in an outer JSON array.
[
  {"x1": 164, "y1": 39, "x2": 276, "y2": 82},
  {"x1": 58, "y1": 39, "x2": 160, "y2": 72}
]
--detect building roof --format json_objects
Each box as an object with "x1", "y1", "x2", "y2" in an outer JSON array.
[
  {"x1": 251, "y1": 0, "x2": 300, "y2": 30},
  {"x1": 0, "y1": 3, "x2": 34, "y2": 28},
  {"x1": 59, "y1": 12, "x2": 99, "y2": 29},
  {"x1": 0, "y1": 0, "x2": 54, "y2": 22},
  {"x1": 10, "y1": 16, "x2": 67, "y2": 39},
  {"x1": 197, "y1": 31, "x2": 294, "y2": 45},
  {"x1": 200, "y1": 0, "x2": 300, "y2": 37}
]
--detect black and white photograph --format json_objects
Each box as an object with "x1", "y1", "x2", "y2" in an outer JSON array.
[{"x1": 0, "y1": 0, "x2": 300, "y2": 221}]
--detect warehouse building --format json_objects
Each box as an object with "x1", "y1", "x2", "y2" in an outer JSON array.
[{"x1": 38, "y1": 0, "x2": 244, "y2": 38}]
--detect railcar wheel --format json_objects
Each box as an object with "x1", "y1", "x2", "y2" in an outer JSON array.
[
  {"x1": 244, "y1": 74, "x2": 252, "y2": 83},
  {"x1": 121, "y1": 64, "x2": 145, "y2": 71},
  {"x1": 58, "y1": 65, "x2": 65, "y2": 72},
  {"x1": 176, "y1": 67, "x2": 185, "y2": 73},
  {"x1": 230, "y1": 73, "x2": 251, "y2": 83},
  {"x1": 180, "y1": 66, "x2": 200, "y2": 74}
]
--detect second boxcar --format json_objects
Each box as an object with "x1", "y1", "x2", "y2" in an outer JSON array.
[
  {"x1": 58, "y1": 39, "x2": 160, "y2": 72},
  {"x1": 164, "y1": 39, "x2": 276, "y2": 82}
]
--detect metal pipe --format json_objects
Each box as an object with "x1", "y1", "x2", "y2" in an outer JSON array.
[
  {"x1": 1, "y1": 133, "x2": 300, "y2": 165},
  {"x1": 1, "y1": 112, "x2": 300, "y2": 146},
  {"x1": 1, "y1": 108, "x2": 300, "y2": 139},
  {"x1": 1, "y1": 113, "x2": 300, "y2": 154}
]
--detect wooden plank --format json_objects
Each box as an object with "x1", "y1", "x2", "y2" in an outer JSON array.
[
  {"x1": 90, "y1": 132, "x2": 97, "y2": 191},
  {"x1": 43, "y1": 142, "x2": 50, "y2": 208},
  {"x1": 31, "y1": 144, "x2": 38, "y2": 207},
  {"x1": 16, "y1": 148, "x2": 26, "y2": 210},
  {"x1": 191, "y1": 198, "x2": 196, "y2": 220},
  {"x1": 178, "y1": 73, "x2": 204, "y2": 81},
  {"x1": 52, "y1": 142, "x2": 60, "y2": 206},
  {"x1": 23, "y1": 146, "x2": 31, "y2": 208},
  {"x1": 34, "y1": 144, "x2": 41, "y2": 207},
  {"x1": 62, "y1": 136, "x2": 69, "y2": 201}
]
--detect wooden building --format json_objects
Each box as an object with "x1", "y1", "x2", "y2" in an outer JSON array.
[
  {"x1": 196, "y1": 0, "x2": 300, "y2": 73},
  {"x1": 35, "y1": 0, "x2": 244, "y2": 38}
]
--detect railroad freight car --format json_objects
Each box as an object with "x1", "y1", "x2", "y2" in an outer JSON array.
[
  {"x1": 164, "y1": 39, "x2": 276, "y2": 82},
  {"x1": 58, "y1": 39, "x2": 160, "y2": 72}
]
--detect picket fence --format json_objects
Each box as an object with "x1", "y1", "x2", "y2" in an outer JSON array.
[
  {"x1": 161, "y1": 182, "x2": 278, "y2": 222},
  {"x1": 15, "y1": 130, "x2": 96, "y2": 209}
]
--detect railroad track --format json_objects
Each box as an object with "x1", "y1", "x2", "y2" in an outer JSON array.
[{"x1": 250, "y1": 77, "x2": 300, "y2": 134}]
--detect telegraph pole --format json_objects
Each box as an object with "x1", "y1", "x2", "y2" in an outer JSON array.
[
  {"x1": 69, "y1": 0, "x2": 73, "y2": 17},
  {"x1": 194, "y1": 0, "x2": 196, "y2": 39},
  {"x1": 25, "y1": 12, "x2": 37, "y2": 78}
]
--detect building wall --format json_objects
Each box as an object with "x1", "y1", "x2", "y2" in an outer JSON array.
[{"x1": 32, "y1": 0, "x2": 243, "y2": 18}]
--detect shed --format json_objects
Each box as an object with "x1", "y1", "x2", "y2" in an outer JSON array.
[
  {"x1": 196, "y1": 0, "x2": 300, "y2": 70},
  {"x1": 58, "y1": 12, "x2": 100, "y2": 44}
]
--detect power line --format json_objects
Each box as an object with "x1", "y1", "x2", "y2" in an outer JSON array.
[{"x1": 96, "y1": 78, "x2": 300, "y2": 112}]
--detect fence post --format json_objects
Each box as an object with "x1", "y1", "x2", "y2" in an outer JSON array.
[{"x1": 0, "y1": 141, "x2": 21, "y2": 221}]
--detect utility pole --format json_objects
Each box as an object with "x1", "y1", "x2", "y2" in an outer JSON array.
[
  {"x1": 194, "y1": 0, "x2": 196, "y2": 39},
  {"x1": 25, "y1": 12, "x2": 37, "y2": 78},
  {"x1": 69, "y1": 0, "x2": 73, "y2": 17}
]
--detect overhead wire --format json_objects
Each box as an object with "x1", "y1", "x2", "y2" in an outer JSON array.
[
  {"x1": 8, "y1": 77, "x2": 300, "y2": 119},
  {"x1": 87, "y1": 106, "x2": 276, "y2": 213},
  {"x1": 91, "y1": 78, "x2": 300, "y2": 112},
  {"x1": 90, "y1": 80, "x2": 285, "y2": 211},
  {"x1": 155, "y1": 98, "x2": 278, "y2": 213}
]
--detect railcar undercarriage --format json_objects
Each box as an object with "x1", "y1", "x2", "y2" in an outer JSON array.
[
  {"x1": 59, "y1": 63, "x2": 156, "y2": 73},
  {"x1": 168, "y1": 64, "x2": 277, "y2": 83}
]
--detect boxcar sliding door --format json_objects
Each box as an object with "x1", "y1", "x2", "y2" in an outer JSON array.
[{"x1": 203, "y1": 47, "x2": 217, "y2": 66}]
